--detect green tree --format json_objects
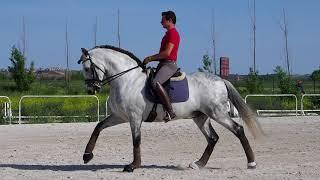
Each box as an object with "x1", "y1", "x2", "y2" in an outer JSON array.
[
  {"x1": 311, "y1": 67, "x2": 320, "y2": 81},
  {"x1": 245, "y1": 67, "x2": 263, "y2": 93},
  {"x1": 8, "y1": 46, "x2": 35, "y2": 91},
  {"x1": 0, "y1": 71, "x2": 6, "y2": 80},
  {"x1": 198, "y1": 54, "x2": 213, "y2": 73},
  {"x1": 311, "y1": 66, "x2": 320, "y2": 93},
  {"x1": 274, "y1": 66, "x2": 297, "y2": 94}
]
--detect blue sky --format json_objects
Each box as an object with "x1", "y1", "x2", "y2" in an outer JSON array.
[{"x1": 0, "y1": 0, "x2": 319, "y2": 74}]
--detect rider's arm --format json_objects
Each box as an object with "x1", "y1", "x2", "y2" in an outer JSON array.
[{"x1": 143, "y1": 43, "x2": 174, "y2": 64}]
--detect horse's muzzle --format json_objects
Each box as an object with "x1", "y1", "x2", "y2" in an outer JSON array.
[
  {"x1": 87, "y1": 88, "x2": 97, "y2": 95},
  {"x1": 86, "y1": 81, "x2": 101, "y2": 95}
]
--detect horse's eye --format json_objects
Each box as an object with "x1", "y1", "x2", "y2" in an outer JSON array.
[{"x1": 84, "y1": 68, "x2": 90, "y2": 72}]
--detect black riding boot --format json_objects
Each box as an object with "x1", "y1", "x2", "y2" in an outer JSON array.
[{"x1": 155, "y1": 82, "x2": 176, "y2": 122}]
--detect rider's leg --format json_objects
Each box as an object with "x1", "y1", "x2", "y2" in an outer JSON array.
[
  {"x1": 152, "y1": 62, "x2": 178, "y2": 122},
  {"x1": 154, "y1": 82, "x2": 176, "y2": 121}
]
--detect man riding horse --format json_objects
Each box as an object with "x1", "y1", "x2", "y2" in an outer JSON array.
[
  {"x1": 143, "y1": 11, "x2": 180, "y2": 122},
  {"x1": 80, "y1": 10, "x2": 263, "y2": 173}
]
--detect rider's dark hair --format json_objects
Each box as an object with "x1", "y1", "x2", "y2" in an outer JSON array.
[{"x1": 161, "y1": 11, "x2": 176, "y2": 24}]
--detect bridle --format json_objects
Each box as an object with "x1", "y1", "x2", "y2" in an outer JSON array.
[{"x1": 78, "y1": 51, "x2": 145, "y2": 88}]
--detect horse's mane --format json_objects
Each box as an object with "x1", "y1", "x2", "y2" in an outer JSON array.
[{"x1": 95, "y1": 45, "x2": 144, "y2": 67}]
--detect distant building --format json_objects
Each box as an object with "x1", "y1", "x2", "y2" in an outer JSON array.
[
  {"x1": 220, "y1": 57, "x2": 229, "y2": 78},
  {"x1": 37, "y1": 67, "x2": 64, "y2": 72},
  {"x1": 36, "y1": 67, "x2": 66, "y2": 79}
]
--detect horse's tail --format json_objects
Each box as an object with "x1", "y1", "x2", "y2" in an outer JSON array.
[{"x1": 223, "y1": 79, "x2": 264, "y2": 139}]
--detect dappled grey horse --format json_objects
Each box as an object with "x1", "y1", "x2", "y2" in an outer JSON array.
[{"x1": 78, "y1": 45, "x2": 263, "y2": 172}]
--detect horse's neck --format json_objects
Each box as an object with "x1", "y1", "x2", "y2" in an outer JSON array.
[{"x1": 98, "y1": 49, "x2": 145, "y2": 89}]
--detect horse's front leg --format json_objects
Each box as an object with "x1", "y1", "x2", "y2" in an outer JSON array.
[
  {"x1": 123, "y1": 119, "x2": 143, "y2": 172},
  {"x1": 83, "y1": 114, "x2": 125, "y2": 164}
]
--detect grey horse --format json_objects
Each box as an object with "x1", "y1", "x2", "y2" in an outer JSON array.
[{"x1": 79, "y1": 45, "x2": 263, "y2": 172}]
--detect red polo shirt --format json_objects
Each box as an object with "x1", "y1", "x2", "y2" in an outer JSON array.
[{"x1": 160, "y1": 27, "x2": 180, "y2": 62}]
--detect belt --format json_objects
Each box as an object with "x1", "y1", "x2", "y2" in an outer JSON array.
[{"x1": 160, "y1": 60, "x2": 176, "y2": 64}]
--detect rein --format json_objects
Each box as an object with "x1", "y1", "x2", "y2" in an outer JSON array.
[
  {"x1": 101, "y1": 65, "x2": 140, "y2": 85},
  {"x1": 78, "y1": 55, "x2": 145, "y2": 86}
]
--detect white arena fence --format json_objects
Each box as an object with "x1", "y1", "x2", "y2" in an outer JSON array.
[
  {"x1": 244, "y1": 94, "x2": 298, "y2": 116},
  {"x1": 0, "y1": 96, "x2": 12, "y2": 124},
  {"x1": 301, "y1": 94, "x2": 320, "y2": 116},
  {"x1": 1, "y1": 93, "x2": 319, "y2": 125},
  {"x1": 18, "y1": 95, "x2": 100, "y2": 124}
]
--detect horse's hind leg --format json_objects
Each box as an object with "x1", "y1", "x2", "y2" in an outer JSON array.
[
  {"x1": 189, "y1": 113, "x2": 219, "y2": 169},
  {"x1": 83, "y1": 115, "x2": 126, "y2": 164},
  {"x1": 213, "y1": 112, "x2": 256, "y2": 169}
]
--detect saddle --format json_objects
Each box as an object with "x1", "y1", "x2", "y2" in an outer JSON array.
[
  {"x1": 145, "y1": 68, "x2": 189, "y2": 103},
  {"x1": 144, "y1": 67, "x2": 189, "y2": 122}
]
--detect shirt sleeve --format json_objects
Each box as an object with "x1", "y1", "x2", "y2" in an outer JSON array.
[{"x1": 167, "y1": 31, "x2": 179, "y2": 45}]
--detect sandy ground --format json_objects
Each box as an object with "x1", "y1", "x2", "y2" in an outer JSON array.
[{"x1": 1, "y1": 116, "x2": 320, "y2": 180}]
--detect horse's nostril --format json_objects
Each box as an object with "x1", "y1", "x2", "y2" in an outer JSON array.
[{"x1": 87, "y1": 89, "x2": 96, "y2": 95}]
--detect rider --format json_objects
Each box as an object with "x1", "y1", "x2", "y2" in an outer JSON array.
[{"x1": 143, "y1": 10, "x2": 180, "y2": 122}]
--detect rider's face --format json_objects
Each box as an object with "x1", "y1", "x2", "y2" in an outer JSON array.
[{"x1": 161, "y1": 16, "x2": 171, "y2": 29}]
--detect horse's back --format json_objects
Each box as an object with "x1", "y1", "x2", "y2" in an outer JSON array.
[{"x1": 186, "y1": 72, "x2": 228, "y2": 102}]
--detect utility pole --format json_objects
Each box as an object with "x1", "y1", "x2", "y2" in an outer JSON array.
[
  {"x1": 282, "y1": 8, "x2": 290, "y2": 77},
  {"x1": 117, "y1": 9, "x2": 121, "y2": 48},
  {"x1": 22, "y1": 16, "x2": 26, "y2": 56},
  {"x1": 94, "y1": 16, "x2": 98, "y2": 47},
  {"x1": 211, "y1": 9, "x2": 217, "y2": 75},
  {"x1": 248, "y1": 0, "x2": 256, "y2": 74},
  {"x1": 18, "y1": 16, "x2": 27, "y2": 57},
  {"x1": 253, "y1": 0, "x2": 256, "y2": 74},
  {"x1": 65, "y1": 17, "x2": 70, "y2": 90}
]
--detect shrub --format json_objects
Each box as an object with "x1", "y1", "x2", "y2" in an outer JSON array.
[
  {"x1": 8, "y1": 46, "x2": 35, "y2": 91},
  {"x1": 274, "y1": 66, "x2": 298, "y2": 94},
  {"x1": 245, "y1": 67, "x2": 263, "y2": 93}
]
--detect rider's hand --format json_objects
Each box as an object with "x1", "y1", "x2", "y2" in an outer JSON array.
[{"x1": 143, "y1": 56, "x2": 152, "y2": 65}]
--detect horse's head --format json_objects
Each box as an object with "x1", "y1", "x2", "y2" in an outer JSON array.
[
  {"x1": 78, "y1": 48, "x2": 105, "y2": 95},
  {"x1": 78, "y1": 45, "x2": 146, "y2": 95}
]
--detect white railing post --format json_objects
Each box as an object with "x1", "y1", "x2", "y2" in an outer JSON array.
[
  {"x1": 0, "y1": 96, "x2": 12, "y2": 125},
  {"x1": 105, "y1": 96, "x2": 109, "y2": 117},
  {"x1": 301, "y1": 94, "x2": 305, "y2": 116}
]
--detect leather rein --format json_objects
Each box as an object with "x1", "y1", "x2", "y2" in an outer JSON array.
[{"x1": 78, "y1": 55, "x2": 145, "y2": 86}]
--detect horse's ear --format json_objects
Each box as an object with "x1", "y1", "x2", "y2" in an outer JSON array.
[{"x1": 81, "y1": 48, "x2": 89, "y2": 56}]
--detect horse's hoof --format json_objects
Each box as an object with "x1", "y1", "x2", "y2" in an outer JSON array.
[
  {"x1": 188, "y1": 161, "x2": 200, "y2": 170},
  {"x1": 123, "y1": 164, "x2": 134, "y2": 172},
  {"x1": 83, "y1": 152, "x2": 94, "y2": 164},
  {"x1": 247, "y1": 162, "x2": 257, "y2": 169}
]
